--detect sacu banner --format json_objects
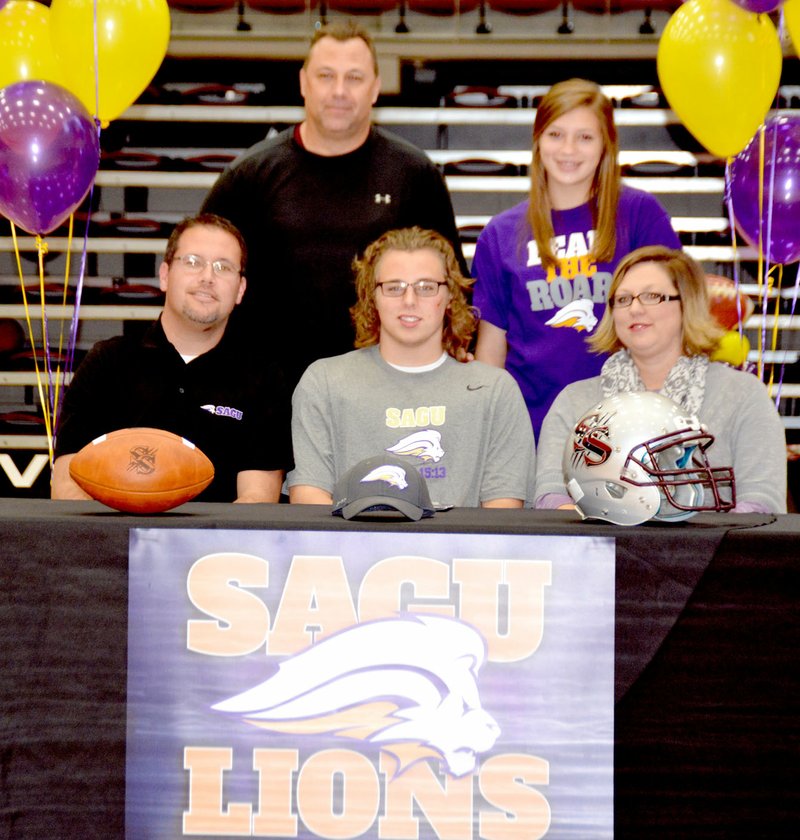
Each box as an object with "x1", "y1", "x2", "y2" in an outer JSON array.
[{"x1": 126, "y1": 529, "x2": 615, "y2": 839}]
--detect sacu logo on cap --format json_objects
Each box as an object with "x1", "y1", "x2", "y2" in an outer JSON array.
[
  {"x1": 360, "y1": 464, "x2": 409, "y2": 489},
  {"x1": 332, "y1": 455, "x2": 435, "y2": 521}
]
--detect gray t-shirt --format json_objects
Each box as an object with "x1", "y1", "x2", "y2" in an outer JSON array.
[{"x1": 288, "y1": 346, "x2": 536, "y2": 507}]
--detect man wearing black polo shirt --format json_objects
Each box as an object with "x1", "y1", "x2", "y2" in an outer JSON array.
[{"x1": 51, "y1": 214, "x2": 292, "y2": 503}]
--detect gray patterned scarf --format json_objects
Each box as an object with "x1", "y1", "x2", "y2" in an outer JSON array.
[{"x1": 600, "y1": 350, "x2": 708, "y2": 417}]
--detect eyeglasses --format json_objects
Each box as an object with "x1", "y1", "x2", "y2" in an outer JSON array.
[
  {"x1": 610, "y1": 291, "x2": 681, "y2": 309},
  {"x1": 174, "y1": 254, "x2": 240, "y2": 278},
  {"x1": 376, "y1": 280, "x2": 448, "y2": 298}
]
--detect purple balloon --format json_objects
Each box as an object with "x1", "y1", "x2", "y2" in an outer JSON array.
[
  {"x1": 731, "y1": 0, "x2": 782, "y2": 11},
  {"x1": 730, "y1": 114, "x2": 800, "y2": 265},
  {"x1": 0, "y1": 81, "x2": 100, "y2": 235}
]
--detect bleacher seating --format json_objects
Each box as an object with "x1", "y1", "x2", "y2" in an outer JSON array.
[
  {"x1": 247, "y1": 0, "x2": 317, "y2": 12},
  {"x1": 166, "y1": 0, "x2": 677, "y2": 40},
  {"x1": 325, "y1": 0, "x2": 399, "y2": 16},
  {"x1": 168, "y1": 0, "x2": 238, "y2": 9}
]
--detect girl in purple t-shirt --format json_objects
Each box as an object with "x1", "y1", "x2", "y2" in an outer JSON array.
[{"x1": 473, "y1": 78, "x2": 680, "y2": 440}]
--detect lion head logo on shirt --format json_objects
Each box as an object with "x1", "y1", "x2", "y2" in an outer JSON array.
[
  {"x1": 386, "y1": 430, "x2": 445, "y2": 463},
  {"x1": 545, "y1": 299, "x2": 598, "y2": 332}
]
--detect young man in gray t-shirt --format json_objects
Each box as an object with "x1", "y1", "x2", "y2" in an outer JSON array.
[{"x1": 288, "y1": 227, "x2": 535, "y2": 509}]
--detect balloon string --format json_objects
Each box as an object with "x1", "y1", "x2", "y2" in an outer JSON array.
[
  {"x1": 767, "y1": 263, "x2": 781, "y2": 399},
  {"x1": 764, "y1": 116, "x2": 781, "y2": 399},
  {"x1": 781, "y1": 263, "x2": 800, "y2": 409},
  {"x1": 68, "y1": 199, "x2": 90, "y2": 376},
  {"x1": 50, "y1": 215, "x2": 76, "y2": 452},
  {"x1": 759, "y1": 114, "x2": 786, "y2": 406},
  {"x1": 723, "y1": 160, "x2": 747, "y2": 371},
  {"x1": 35, "y1": 235, "x2": 53, "y2": 416},
  {"x1": 756, "y1": 125, "x2": 766, "y2": 381},
  {"x1": 10, "y1": 225, "x2": 55, "y2": 466},
  {"x1": 52, "y1": 158, "x2": 96, "y2": 456},
  {"x1": 92, "y1": 0, "x2": 100, "y2": 121},
  {"x1": 35, "y1": 235, "x2": 55, "y2": 467}
]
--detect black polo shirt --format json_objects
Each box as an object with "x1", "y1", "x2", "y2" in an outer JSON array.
[{"x1": 55, "y1": 319, "x2": 293, "y2": 502}]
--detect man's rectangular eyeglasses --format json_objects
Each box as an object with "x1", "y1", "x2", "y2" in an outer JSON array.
[
  {"x1": 175, "y1": 254, "x2": 240, "y2": 278},
  {"x1": 610, "y1": 292, "x2": 681, "y2": 309},
  {"x1": 376, "y1": 280, "x2": 448, "y2": 298}
]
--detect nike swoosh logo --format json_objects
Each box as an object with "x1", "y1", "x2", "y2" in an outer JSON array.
[{"x1": 467, "y1": 384, "x2": 486, "y2": 391}]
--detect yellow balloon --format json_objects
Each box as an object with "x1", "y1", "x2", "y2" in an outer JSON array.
[
  {"x1": 657, "y1": 0, "x2": 782, "y2": 158},
  {"x1": 49, "y1": 0, "x2": 170, "y2": 125},
  {"x1": 0, "y1": 1, "x2": 62, "y2": 89},
  {"x1": 711, "y1": 330, "x2": 751, "y2": 367}
]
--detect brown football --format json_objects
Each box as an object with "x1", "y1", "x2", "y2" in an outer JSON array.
[
  {"x1": 69, "y1": 427, "x2": 214, "y2": 513},
  {"x1": 706, "y1": 274, "x2": 755, "y2": 331}
]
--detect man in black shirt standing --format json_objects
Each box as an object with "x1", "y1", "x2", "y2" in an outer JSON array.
[
  {"x1": 51, "y1": 214, "x2": 293, "y2": 503},
  {"x1": 201, "y1": 21, "x2": 465, "y2": 392}
]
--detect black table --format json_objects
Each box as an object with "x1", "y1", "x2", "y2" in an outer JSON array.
[{"x1": 1, "y1": 500, "x2": 798, "y2": 838}]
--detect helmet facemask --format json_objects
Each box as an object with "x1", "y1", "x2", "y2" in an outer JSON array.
[{"x1": 622, "y1": 428, "x2": 735, "y2": 522}]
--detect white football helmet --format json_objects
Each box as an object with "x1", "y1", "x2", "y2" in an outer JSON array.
[{"x1": 564, "y1": 391, "x2": 735, "y2": 526}]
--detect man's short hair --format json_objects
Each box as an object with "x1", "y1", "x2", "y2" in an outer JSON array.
[
  {"x1": 304, "y1": 21, "x2": 379, "y2": 77},
  {"x1": 351, "y1": 227, "x2": 476, "y2": 360},
  {"x1": 164, "y1": 214, "x2": 248, "y2": 274}
]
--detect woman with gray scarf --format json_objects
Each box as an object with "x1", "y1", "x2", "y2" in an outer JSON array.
[{"x1": 534, "y1": 246, "x2": 787, "y2": 514}]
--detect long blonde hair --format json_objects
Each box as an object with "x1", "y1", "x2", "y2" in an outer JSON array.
[
  {"x1": 351, "y1": 227, "x2": 477, "y2": 359},
  {"x1": 528, "y1": 79, "x2": 620, "y2": 271}
]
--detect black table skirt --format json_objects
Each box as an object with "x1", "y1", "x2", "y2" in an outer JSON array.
[{"x1": 1, "y1": 500, "x2": 798, "y2": 838}]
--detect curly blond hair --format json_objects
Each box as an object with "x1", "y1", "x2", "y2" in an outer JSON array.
[{"x1": 351, "y1": 227, "x2": 477, "y2": 359}]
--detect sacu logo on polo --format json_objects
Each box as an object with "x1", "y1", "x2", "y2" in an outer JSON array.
[
  {"x1": 212, "y1": 614, "x2": 500, "y2": 779},
  {"x1": 544, "y1": 298, "x2": 598, "y2": 332},
  {"x1": 386, "y1": 429, "x2": 444, "y2": 463},
  {"x1": 201, "y1": 404, "x2": 243, "y2": 420},
  {"x1": 361, "y1": 464, "x2": 408, "y2": 489}
]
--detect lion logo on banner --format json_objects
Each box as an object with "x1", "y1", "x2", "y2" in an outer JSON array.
[{"x1": 212, "y1": 614, "x2": 500, "y2": 778}]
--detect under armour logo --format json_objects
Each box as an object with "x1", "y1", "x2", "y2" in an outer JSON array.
[{"x1": 374, "y1": 193, "x2": 392, "y2": 205}]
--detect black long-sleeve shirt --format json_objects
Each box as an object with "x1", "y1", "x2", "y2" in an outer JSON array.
[{"x1": 201, "y1": 125, "x2": 466, "y2": 390}]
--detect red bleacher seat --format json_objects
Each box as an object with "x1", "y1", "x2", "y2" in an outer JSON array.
[
  {"x1": 247, "y1": 0, "x2": 316, "y2": 10},
  {"x1": 326, "y1": 0, "x2": 398, "y2": 12},
  {"x1": 407, "y1": 0, "x2": 481, "y2": 12},
  {"x1": 623, "y1": 0, "x2": 682, "y2": 34},
  {"x1": 571, "y1": 0, "x2": 680, "y2": 33},
  {"x1": 487, "y1": 0, "x2": 560, "y2": 12},
  {"x1": 396, "y1": 0, "x2": 484, "y2": 33},
  {"x1": 481, "y1": 0, "x2": 568, "y2": 35},
  {"x1": 245, "y1": 0, "x2": 317, "y2": 9},
  {"x1": 167, "y1": 0, "x2": 238, "y2": 11},
  {"x1": 571, "y1": 0, "x2": 624, "y2": 11}
]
